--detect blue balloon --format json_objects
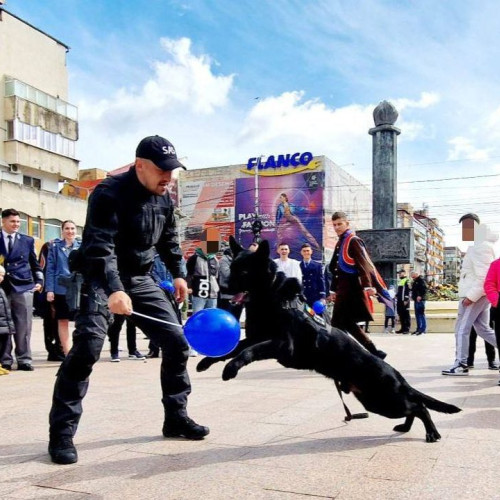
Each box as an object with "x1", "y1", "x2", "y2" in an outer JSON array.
[
  {"x1": 312, "y1": 300, "x2": 326, "y2": 314},
  {"x1": 184, "y1": 308, "x2": 241, "y2": 357},
  {"x1": 159, "y1": 280, "x2": 175, "y2": 293}
]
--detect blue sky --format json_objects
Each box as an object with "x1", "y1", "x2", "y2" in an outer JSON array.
[{"x1": 6, "y1": 0, "x2": 500, "y2": 248}]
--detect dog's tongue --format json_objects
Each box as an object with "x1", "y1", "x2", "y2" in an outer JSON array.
[{"x1": 231, "y1": 292, "x2": 248, "y2": 305}]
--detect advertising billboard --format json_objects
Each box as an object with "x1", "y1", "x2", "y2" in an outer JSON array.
[{"x1": 235, "y1": 170, "x2": 324, "y2": 260}]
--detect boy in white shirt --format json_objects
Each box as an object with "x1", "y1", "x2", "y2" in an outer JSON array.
[{"x1": 273, "y1": 242, "x2": 302, "y2": 283}]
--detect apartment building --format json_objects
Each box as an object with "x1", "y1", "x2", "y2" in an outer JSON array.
[
  {"x1": 397, "y1": 203, "x2": 445, "y2": 284},
  {"x1": 0, "y1": 7, "x2": 87, "y2": 246},
  {"x1": 444, "y1": 246, "x2": 463, "y2": 285}
]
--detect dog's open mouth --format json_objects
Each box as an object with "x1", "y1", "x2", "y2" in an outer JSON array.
[{"x1": 231, "y1": 292, "x2": 249, "y2": 305}]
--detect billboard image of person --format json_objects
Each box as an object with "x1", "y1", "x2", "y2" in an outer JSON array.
[{"x1": 235, "y1": 171, "x2": 324, "y2": 259}]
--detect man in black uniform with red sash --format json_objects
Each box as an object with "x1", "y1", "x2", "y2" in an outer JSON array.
[
  {"x1": 48, "y1": 136, "x2": 209, "y2": 465},
  {"x1": 328, "y1": 211, "x2": 387, "y2": 359}
]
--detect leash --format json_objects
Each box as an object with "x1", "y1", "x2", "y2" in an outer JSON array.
[
  {"x1": 131, "y1": 311, "x2": 183, "y2": 329},
  {"x1": 334, "y1": 379, "x2": 369, "y2": 421}
]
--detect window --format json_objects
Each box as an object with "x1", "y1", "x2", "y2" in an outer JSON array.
[
  {"x1": 22, "y1": 175, "x2": 42, "y2": 190},
  {"x1": 18, "y1": 212, "x2": 28, "y2": 235},
  {"x1": 44, "y1": 219, "x2": 61, "y2": 241},
  {"x1": 31, "y1": 218, "x2": 41, "y2": 239},
  {"x1": 4, "y1": 78, "x2": 77, "y2": 120},
  {"x1": 6, "y1": 119, "x2": 77, "y2": 159}
]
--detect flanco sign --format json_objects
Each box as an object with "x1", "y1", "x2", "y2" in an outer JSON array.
[{"x1": 243, "y1": 152, "x2": 317, "y2": 176}]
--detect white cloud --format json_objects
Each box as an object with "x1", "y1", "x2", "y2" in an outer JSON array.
[
  {"x1": 447, "y1": 136, "x2": 492, "y2": 161},
  {"x1": 76, "y1": 37, "x2": 235, "y2": 169},
  {"x1": 79, "y1": 37, "x2": 234, "y2": 122},
  {"x1": 392, "y1": 92, "x2": 440, "y2": 111}
]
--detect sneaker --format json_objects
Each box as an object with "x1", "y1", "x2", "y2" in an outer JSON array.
[
  {"x1": 110, "y1": 353, "x2": 120, "y2": 362},
  {"x1": 467, "y1": 364, "x2": 475, "y2": 369},
  {"x1": 384, "y1": 327, "x2": 390, "y2": 333},
  {"x1": 128, "y1": 350, "x2": 146, "y2": 360},
  {"x1": 442, "y1": 363, "x2": 469, "y2": 376},
  {"x1": 411, "y1": 330, "x2": 420, "y2": 335},
  {"x1": 390, "y1": 328, "x2": 395, "y2": 334},
  {"x1": 48, "y1": 435, "x2": 78, "y2": 464},
  {"x1": 488, "y1": 362, "x2": 499, "y2": 370},
  {"x1": 162, "y1": 416, "x2": 210, "y2": 440}
]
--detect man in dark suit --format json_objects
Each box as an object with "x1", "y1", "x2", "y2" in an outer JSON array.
[
  {"x1": 299, "y1": 243, "x2": 326, "y2": 307},
  {"x1": 0, "y1": 208, "x2": 44, "y2": 371}
]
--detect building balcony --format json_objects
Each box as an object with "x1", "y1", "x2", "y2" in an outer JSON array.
[
  {"x1": 4, "y1": 96, "x2": 78, "y2": 140},
  {"x1": 4, "y1": 140, "x2": 79, "y2": 181}
]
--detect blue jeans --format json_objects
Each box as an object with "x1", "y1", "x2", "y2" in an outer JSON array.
[
  {"x1": 191, "y1": 296, "x2": 217, "y2": 313},
  {"x1": 414, "y1": 300, "x2": 427, "y2": 333}
]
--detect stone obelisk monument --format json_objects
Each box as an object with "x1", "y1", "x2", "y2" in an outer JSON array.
[{"x1": 368, "y1": 101, "x2": 401, "y2": 286}]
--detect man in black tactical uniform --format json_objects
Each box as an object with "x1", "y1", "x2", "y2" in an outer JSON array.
[{"x1": 48, "y1": 135, "x2": 209, "y2": 465}]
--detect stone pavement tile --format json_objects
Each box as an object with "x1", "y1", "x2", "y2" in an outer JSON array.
[
  {"x1": 37, "y1": 435, "x2": 420, "y2": 499},
  {"x1": 3, "y1": 486, "x2": 91, "y2": 499},
  {"x1": 336, "y1": 478, "x2": 424, "y2": 500},
  {"x1": 34, "y1": 449, "x2": 351, "y2": 499},
  {"x1": 446, "y1": 407, "x2": 500, "y2": 441},
  {"x1": 414, "y1": 463, "x2": 500, "y2": 500},
  {"x1": 437, "y1": 437, "x2": 500, "y2": 469},
  {"x1": 245, "y1": 434, "x2": 383, "y2": 462},
  {"x1": 0, "y1": 454, "x2": 85, "y2": 497}
]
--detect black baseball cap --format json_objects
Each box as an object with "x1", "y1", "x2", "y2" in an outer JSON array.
[{"x1": 135, "y1": 135, "x2": 186, "y2": 171}]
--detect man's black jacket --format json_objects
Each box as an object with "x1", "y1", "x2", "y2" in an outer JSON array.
[
  {"x1": 411, "y1": 276, "x2": 428, "y2": 301},
  {"x1": 78, "y1": 167, "x2": 184, "y2": 293}
]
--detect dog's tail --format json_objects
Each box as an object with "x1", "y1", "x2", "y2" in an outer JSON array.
[{"x1": 415, "y1": 390, "x2": 461, "y2": 414}]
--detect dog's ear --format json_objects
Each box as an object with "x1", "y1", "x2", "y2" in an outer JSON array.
[
  {"x1": 229, "y1": 235, "x2": 243, "y2": 257},
  {"x1": 255, "y1": 239, "x2": 270, "y2": 259}
]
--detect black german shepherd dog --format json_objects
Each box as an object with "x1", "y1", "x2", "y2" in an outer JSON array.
[{"x1": 218, "y1": 236, "x2": 461, "y2": 443}]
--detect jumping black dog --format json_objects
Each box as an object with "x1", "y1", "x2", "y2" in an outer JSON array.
[
  {"x1": 220, "y1": 236, "x2": 461, "y2": 443},
  {"x1": 196, "y1": 239, "x2": 290, "y2": 373}
]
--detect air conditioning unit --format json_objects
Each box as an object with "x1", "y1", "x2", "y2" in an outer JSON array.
[{"x1": 9, "y1": 164, "x2": 20, "y2": 174}]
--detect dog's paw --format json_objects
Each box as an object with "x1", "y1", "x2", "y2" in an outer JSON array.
[
  {"x1": 425, "y1": 431, "x2": 441, "y2": 443},
  {"x1": 393, "y1": 423, "x2": 411, "y2": 433},
  {"x1": 222, "y1": 362, "x2": 239, "y2": 381},
  {"x1": 196, "y1": 357, "x2": 214, "y2": 373}
]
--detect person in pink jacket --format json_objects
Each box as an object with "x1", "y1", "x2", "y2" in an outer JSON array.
[{"x1": 484, "y1": 257, "x2": 500, "y2": 386}]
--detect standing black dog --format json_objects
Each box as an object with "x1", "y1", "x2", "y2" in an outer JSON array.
[{"x1": 220, "y1": 236, "x2": 461, "y2": 443}]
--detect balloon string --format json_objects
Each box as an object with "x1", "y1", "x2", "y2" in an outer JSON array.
[{"x1": 131, "y1": 311, "x2": 183, "y2": 329}]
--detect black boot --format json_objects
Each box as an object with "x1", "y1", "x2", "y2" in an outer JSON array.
[
  {"x1": 48, "y1": 435, "x2": 78, "y2": 464},
  {"x1": 366, "y1": 341, "x2": 387, "y2": 360},
  {"x1": 162, "y1": 415, "x2": 209, "y2": 440}
]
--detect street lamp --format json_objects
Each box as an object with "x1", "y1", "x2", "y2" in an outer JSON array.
[{"x1": 253, "y1": 155, "x2": 266, "y2": 242}]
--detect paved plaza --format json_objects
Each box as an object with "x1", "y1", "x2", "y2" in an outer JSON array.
[{"x1": 0, "y1": 318, "x2": 499, "y2": 499}]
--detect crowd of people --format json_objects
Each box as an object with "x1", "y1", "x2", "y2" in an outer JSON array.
[{"x1": 0, "y1": 136, "x2": 499, "y2": 466}]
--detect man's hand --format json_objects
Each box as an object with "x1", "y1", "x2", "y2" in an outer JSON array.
[
  {"x1": 328, "y1": 292, "x2": 336, "y2": 303},
  {"x1": 34, "y1": 284, "x2": 43, "y2": 293},
  {"x1": 108, "y1": 291, "x2": 133, "y2": 315},
  {"x1": 416, "y1": 296, "x2": 422, "y2": 302},
  {"x1": 463, "y1": 297, "x2": 474, "y2": 307},
  {"x1": 364, "y1": 287, "x2": 376, "y2": 297},
  {"x1": 173, "y1": 278, "x2": 188, "y2": 303},
  {"x1": 46, "y1": 291, "x2": 55, "y2": 302}
]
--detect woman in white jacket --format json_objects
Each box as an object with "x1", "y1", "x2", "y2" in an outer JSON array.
[{"x1": 442, "y1": 224, "x2": 499, "y2": 376}]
